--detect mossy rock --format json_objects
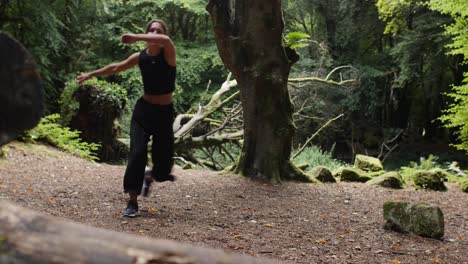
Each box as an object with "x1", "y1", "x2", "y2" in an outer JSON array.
[
  {"x1": 354, "y1": 154, "x2": 383, "y2": 172},
  {"x1": 428, "y1": 168, "x2": 451, "y2": 182},
  {"x1": 340, "y1": 167, "x2": 372, "y2": 182},
  {"x1": 310, "y1": 166, "x2": 336, "y2": 183},
  {"x1": 461, "y1": 180, "x2": 468, "y2": 193},
  {"x1": 332, "y1": 167, "x2": 345, "y2": 178},
  {"x1": 412, "y1": 170, "x2": 447, "y2": 191},
  {"x1": 367, "y1": 171, "x2": 403, "y2": 189},
  {"x1": 368, "y1": 170, "x2": 386, "y2": 178},
  {"x1": 383, "y1": 201, "x2": 444, "y2": 239}
]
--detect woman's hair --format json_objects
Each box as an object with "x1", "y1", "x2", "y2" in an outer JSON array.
[{"x1": 145, "y1": 19, "x2": 169, "y2": 35}]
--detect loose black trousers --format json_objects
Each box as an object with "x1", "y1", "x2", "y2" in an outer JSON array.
[{"x1": 123, "y1": 97, "x2": 174, "y2": 194}]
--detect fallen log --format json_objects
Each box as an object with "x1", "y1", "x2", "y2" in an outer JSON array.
[{"x1": 0, "y1": 201, "x2": 276, "y2": 264}]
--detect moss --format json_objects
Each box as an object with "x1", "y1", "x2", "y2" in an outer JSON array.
[
  {"x1": 412, "y1": 170, "x2": 447, "y2": 191},
  {"x1": 461, "y1": 180, "x2": 468, "y2": 193},
  {"x1": 310, "y1": 166, "x2": 335, "y2": 183},
  {"x1": 367, "y1": 172, "x2": 403, "y2": 189},
  {"x1": 340, "y1": 167, "x2": 372, "y2": 182},
  {"x1": 383, "y1": 202, "x2": 445, "y2": 239},
  {"x1": 354, "y1": 154, "x2": 383, "y2": 172},
  {"x1": 383, "y1": 201, "x2": 410, "y2": 232},
  {"x1": 409, "y1": 203, "x2": 444, "y2": 239}
]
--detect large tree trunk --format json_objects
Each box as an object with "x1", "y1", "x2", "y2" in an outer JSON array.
[
  {"x1": 206, "y1": 0, "x2": 308, "y2": 181},
  {"x1": 0, "y1": 201, "x2": 275, "y2": 264}
]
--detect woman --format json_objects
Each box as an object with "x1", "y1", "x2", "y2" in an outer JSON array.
[{"x1": 77, "y1": 19, "x2": 176, "y2": 217}]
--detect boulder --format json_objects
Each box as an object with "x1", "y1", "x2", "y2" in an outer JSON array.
[
  {"x1": 367, "y1": 171, "x2": 403, "y2": 189},
  {"x1": 340, "y1": 167, "x2": 372, "y2": 182},
  {"x1": 0, "y1": 32, "x2": 43, "y2": 146},
  {"x1": 412, "y1": 170, "x2": 447, "y2": 191},
  {"x1": 383, "y1": 201, "x2": 444, "y2": 239},
  {"x1": 354, "y1": 154, "x2": 383, "y2": 172},
  {"x1": 310, "y1": 166, "x2": 336, "y2": 183}
]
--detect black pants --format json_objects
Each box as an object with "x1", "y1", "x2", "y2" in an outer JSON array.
[{"x1": 123, "y1": 97, "x2": 174, "y2": 195}]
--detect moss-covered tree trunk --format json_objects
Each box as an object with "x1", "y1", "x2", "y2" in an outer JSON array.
[{"x1": 207, "y1": 0, "x2": 308, "y2": 181}]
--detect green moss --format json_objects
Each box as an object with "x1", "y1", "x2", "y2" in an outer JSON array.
[
  {"x1": 310, "y1": 166, "x2": 336, "y2": 183},
  {"x1": 383, "y1": 201, "x2": 410, "y2": 232},
  {"x1": 412, "y1": 170, "x2": 447, "y2": 191},
  {"x1": 408, "y1": 203, "x2": 444, "y2": 239},
  {"x1": 354, "y1": 154, "x2": 383, "y2": 172},
  {"x1": 340, "y1": 167, "x2": 372, "y2": 182},
  {"x1": 367, "y1": 172, "x2": 403, "y2": 189},
  {"x1": 461, "y1": 180, "x2": 468, "y2": 193}
]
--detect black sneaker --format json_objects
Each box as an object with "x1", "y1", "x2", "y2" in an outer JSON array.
[
  {"x1": 155, "y1": 174, "x2": 176, "y2": 182},
  {"x1": 122, "y1": 200, "x2": 140, "y2": 217}
]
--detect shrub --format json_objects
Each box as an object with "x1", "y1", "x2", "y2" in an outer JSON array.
[{"x1": 20, "y1": 114, "x2": 100, "y2": 160}]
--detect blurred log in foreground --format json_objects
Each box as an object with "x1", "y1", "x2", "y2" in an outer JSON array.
[
  {"x1": 0, "y1": 201, "x2": 277, "y2": 264},
  {"x1": 0, "y1": 32, "x2": 44, "y2": 147}
]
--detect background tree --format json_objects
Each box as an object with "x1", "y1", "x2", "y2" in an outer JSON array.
[{"x1": 207, "y1": 0, "x2": 309, "y2": 181}]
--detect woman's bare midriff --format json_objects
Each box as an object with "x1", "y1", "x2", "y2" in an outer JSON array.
[{"x1": 143, "y1": 93, "x2": 172, "y2": 105}]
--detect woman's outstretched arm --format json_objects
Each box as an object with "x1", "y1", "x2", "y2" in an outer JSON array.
[
  {"x1": 120, "y1": 34, "x2": 176, "y2": 66},
  {"x1": 77, "y1": 52, "x2": 139, "y2": 84}
]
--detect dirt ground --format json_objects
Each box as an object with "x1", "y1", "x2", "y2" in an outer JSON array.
[{"x1": 0, "y1": 142, "x2": 467, "y2": 264}]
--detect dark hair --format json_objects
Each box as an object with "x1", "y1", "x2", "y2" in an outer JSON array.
[{"x1": 145, "y1": 19, "x2": 168, "y2": 35}]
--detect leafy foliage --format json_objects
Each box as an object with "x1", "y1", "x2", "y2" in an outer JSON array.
[
  {"x1": 428, "y1": 0, "x2": 468, "y2": 153},
  {"x1": 292, "y1": 145, "x2": 347, "y2": 171},
  {"x1": 20, "y1": 114, "x2": 100, "y2": 160},
  {"x1": 59, "y1": 78, "x2": 128, "y2": 126},
  {"x1": 284, "y1": 32, "x2": 311, "y2": 49}
]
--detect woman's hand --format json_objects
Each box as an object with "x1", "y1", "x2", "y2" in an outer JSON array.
[
  {"x1": 77, "y1": 73, "x2": 92, "y2": 84},
  {"x1": 120, "y1": 34, "x2": 137, "y2": 44}
]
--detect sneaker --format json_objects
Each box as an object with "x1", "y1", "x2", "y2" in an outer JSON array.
[
  {"x1": 122, "y1": 200, "x2": 140, "y2": 217},
  {"x1": 155, "y1": 174, "x2": 176, "y2": 182}
]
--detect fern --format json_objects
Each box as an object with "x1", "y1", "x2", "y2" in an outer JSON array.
[{"x1": 20, "y1": 114, "x2": 100, "y2": 160}]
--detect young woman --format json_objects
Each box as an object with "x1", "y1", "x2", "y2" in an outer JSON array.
[{"x1": 77, "y1": 19, "x2": 176, "y2": 217}]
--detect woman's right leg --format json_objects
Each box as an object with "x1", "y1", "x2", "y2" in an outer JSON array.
[{"x1": 123, "y1": 117, "x2": 150, "y2": 195}]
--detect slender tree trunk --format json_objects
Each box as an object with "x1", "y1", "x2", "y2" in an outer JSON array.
[{"x1": 206, "y1": 0, "x2": 309, "y2": 181}]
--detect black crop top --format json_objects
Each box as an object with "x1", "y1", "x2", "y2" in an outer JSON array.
[{"x1": 138, "y1": 49, "x2": 176, "y2": 95}]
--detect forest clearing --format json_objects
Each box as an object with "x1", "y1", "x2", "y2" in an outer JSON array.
[
  {"x1": 1, "y1": 142, "x2": 466, "y2": 263},
  {"x1": 2, "y1": 0, "x2": 468, "y2": 263}
]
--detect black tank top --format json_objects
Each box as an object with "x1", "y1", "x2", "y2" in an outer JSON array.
[{"x1": 138, "y1": 49, "x2": 176, "y2": 95}]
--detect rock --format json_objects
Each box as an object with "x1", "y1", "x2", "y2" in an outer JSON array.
[
  {"x1": 310, "y1": 166, "x2": 336, "y2": 183},
  {"x1": 367, "y1": 171, "x2": 403, "y2": 189},
  {"x1": 461, "y1": 180, "x2": 468, "y2": 193},
  {"x1": 383, "y1": 201, "x2": 444, "y2": 239},
  {"x1": 332, "y1": 167, "x2": 345, "y2": 178},
  {"x1": 354, "y1": 154, "x2": 383, "y2": 172},
  {"x1": 0, "y1": 32, "x2": 43, "y2": 146},
  {"x1": 412, "y1": 170, "x2": 447, "y2": 191},
  {"x1": 340, "y1": 167, "x2": 372, "y2": 182},
  {"x1": 428, "y1": 168, "x2": 451, "y2": 182}
]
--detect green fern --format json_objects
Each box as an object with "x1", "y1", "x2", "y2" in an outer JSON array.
[{"x1": 20, "y1": 114, "x2": 100, "y2": 160}]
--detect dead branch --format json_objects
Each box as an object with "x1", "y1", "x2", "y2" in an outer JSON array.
[{"x1": 292, "y1": 114, "x2": 344, "y2": 159}]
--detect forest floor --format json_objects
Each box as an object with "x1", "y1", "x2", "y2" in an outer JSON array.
[{"x1": 0, "y1": 142, "x2": 467, "y2": 264}]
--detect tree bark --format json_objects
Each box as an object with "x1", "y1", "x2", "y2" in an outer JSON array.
[
  {"x1": 0, "y1": 201, "x2": 276, "y2": 264},
  {"x1": 206, "y1": 0, "x2": 309, "y2": 181}
]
